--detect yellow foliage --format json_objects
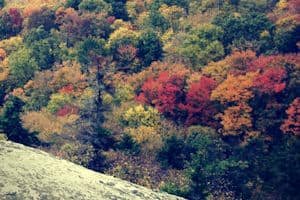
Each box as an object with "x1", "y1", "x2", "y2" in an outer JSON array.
[
  {"x1": 107, "y1": 27, "x2": 140, "y2": 49},
  {"x1": 111, "y1": 19, "x2": 132, "y2": 30},
  {"x1": 126, "y1": 0, "x2": 146, "y2": 20},
  {"x1": 102, "y1": 92, "x2": 113, "y2": 106},
  {"x1": 4, "y1": 0, "x2": 63, "y2": 10},
  {"x1": 276, "y1": 0, "x2": 288, "y2": 10},
  {"x1": 203, "y1": 50, "x2": 256, "y2": 83},
  {"x1": 0, "y1": 48, "x2": 6, "y2": 61},
  {"x1": 159, "y1": 4, "x2": 184, "y2": 22},
  {"x1": 114, "y1": 84, "x2": 135, "y2": 104},
  {"x1": 125, "y1": 126, "x2": 162, "y2": 151},
  {"x1": 136, "y1": 11, "x2": 150, "y2": 27},
  {"x1": 202, "y1": 59, "x2": 230, "y2": 83},
  {"x1": 0, "y1": 36, "x2": 23, "y2": 54},
  {"x1": 21, "y1": 109, "x2": 79, "y2": 143},
  {"x1": 122, "y1": 105, "x2": 160, "y2": 128},
  {"x1": 0, "y1": 58, "x2": 9, "y2": 81},
  {"x1": 51, "y1": 62, "x2": 86, "y2": 88}
]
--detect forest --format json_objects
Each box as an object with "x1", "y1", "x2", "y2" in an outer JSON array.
[{"x1": 0, "y1": 0, "x2": 299, "y2": 199}]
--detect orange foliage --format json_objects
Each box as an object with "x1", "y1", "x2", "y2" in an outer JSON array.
[
  {"x1": 281, "y1": 98, "x2": 300, "y2": 136},
  {"x1": 203, "y1": 50, "x2": 256, "y2": 83},
  {"x1": 211, "y1": 72, "x2": 257, "y2": 104},
  {"x1": 0, "y1": 48, "x2": 6, "y2": 61},
  {"x1": 219, "y1": 103, "x2": 253, "y2": 136}
]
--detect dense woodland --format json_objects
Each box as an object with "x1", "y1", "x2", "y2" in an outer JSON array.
[{"x1": 0, "y1": 0, "x2": 299, "y2": 199}]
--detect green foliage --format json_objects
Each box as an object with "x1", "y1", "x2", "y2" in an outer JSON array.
[
  {"x1": 66, "y1": 0, "x2": 82, "y2": 9},
  {"x1": 137, "y1": 30, "x2": 163, "y2": 67},
  {"x1": 157, "y1": 135, "x2": 188, "y2": 169},
  {"x1": 46, "y1": 93, "x2": 73, "y2": 113},
  {"x1": 24, "y1": 27, "x2": 59, "y2": 70},
  {"x1": 0, "y1": 96, "x2": 39, "y2": 145},
  {"x1": 274, "y1": 24, "x2": 300, "y2": 53},
  {"x1": 76, "y1": 37, "x2": 106, "y2": 67},
  {"x1": 59, "y1": 142, "x2": 95, "y2": 167},
  {"x1": 107, "y1": 27, "x2": 140, "y2": 54},
  {"x1": 0, "y1": 9, "x2": 23, "y2": 40},
  {"x1": 0, "y1": 0, "x2": 4, "y2": 8},
  {"x1": 79, "y1": 0, "x2": 112, "y2": 13},
  {"x1": 113, "y1": 84, "x2": 135, "y2": 104},
  {"x1": 178, "y1": 23, "x2": 224, "y2": 69},
  {"x1": 160, "y1": 182, "x2": 189, "y2": 198},
  {"x1": 117, "y1": 134, "x2": 140, "y2": 155},
  {"x1": 213, "y1": 12, "x2": 274, "y2": 53},
  {"x1": 106, "y1": 0, "x2": 128, "y2": 20},
  {"x1": 8, "y1": 47, "x2": 39, "y2": 87}
]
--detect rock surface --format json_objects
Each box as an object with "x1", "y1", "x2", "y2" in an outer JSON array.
[{"x1": 0, "y1": 140, "x2": 184, "y2": 200}]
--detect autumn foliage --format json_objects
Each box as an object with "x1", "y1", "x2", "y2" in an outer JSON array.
[
  {"x1": 281, "y1": 98, "x2": 300, "y2": 136},
  {"x1": 137, "y1": 71, "x2": 186, "y2": 119},
  {"x1": 181, "y1": 76, "x2": 217, "y2": 126}
]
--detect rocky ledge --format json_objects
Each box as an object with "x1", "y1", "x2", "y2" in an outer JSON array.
[{"x1": 0, "y1": 140, "x2": 184, "y2": 200}]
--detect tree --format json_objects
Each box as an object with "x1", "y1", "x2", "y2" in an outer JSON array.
[
  {"x1": 219, "y1": 103, "x2": 253, "y2": 136},
  {"x1": 26, "y1": 7, "x2": 57, "y2": 31},
  {"x1": 75, "y1": 37, "x2": 106, "y2": 67},
  {"x1": 137, "y1": 30, "x2": 163, "y2": 67},
  {"x1": 24, "y1": 27, "x2": 59, "y2": 70},
  {"x1": 0, "y1": 0, "x2": 4, "y2": 8},
  {"x1": 78, "y1": 0, "x2": 112, "y2": 13},
  {"x1": 65, "y1": 0, "x2": 82, "y2": 9},
  {"x1": 181, "y1": 76, "x2": 217, "y2": 126},
  {"x1": 137, "y1": 71, "x2": 186, "y2": 120},
  {"x1": 159, "y1": 4, "x2": 184, "y2": 31},
  {"x1": 157, "y1": 135, "x2": 188, "y2": 169},
  {"x1": 213, "y1": 12, "x2": 274, "y2": 53},
  {"x1": 178, "y1": 24, "x2": 225, "y2": 69},
  {"x1": 0, "y1": 8, "x2": 23, "y2": 40},
  {"x1": 106, "y1": 0, "x2": 128, "y2": 20},
  {"x1": 121, "y1": 104, "x2": 160, "y2": 128},
  {"x1": 107, "y1": 27, "x2": 140, "y2": 54},
  {"x1": 253, "y1": 67, "x2": 287, "y2": 94},
  {"x1": 56, "y1": 8, "x2": 111, "y2": 46},
  {"x1": 0, "y1": 96, "x2": 39, "y2": 145},
  {"x1": 281, "y1": 98, "x2": 300, "y2": 136},
  {"x1": 186, "y1": 127, "x2": 243, "y2": 200},
  {"x1": 8, "y1": 47, "x2": 39, "y2": 88},
  {"x1": 211, "y1": 72, "x2": 256, "y2": 104}
]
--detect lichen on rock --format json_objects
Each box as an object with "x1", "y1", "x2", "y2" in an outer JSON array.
[{"x1": 0, "y1": 140, "x2": 184, "y2": 200}]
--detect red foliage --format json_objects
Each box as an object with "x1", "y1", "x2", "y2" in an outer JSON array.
[
  {"x1": 8, "y1": 8, "x2": 23, "y2": 28},
  {"x1": 106, "y1": 16, "x2": 116, "y2": 24},
  {"x1": 137, "y1": 71, "x2": 186, "y2": 119},
  {"x1": 281, "y1": 98, "x2": 300, "y2": 136},
  {"x1": 59, "y1": 84, "x2": 74, "y2": 94},
  {"x1": 288, "y1": 0, "x2": 300, "y2": 15},
  {"x1": 56, "y1": 105, "x2": 79, "y2": 117},
  {"x1": 253, "y1": 67, "x2": 287, "y2": 94},
  {"x1": 247, "y1": 54, "x2": 299, "y2": 72},
  {"x1": 181, "y1": 76, "x2": 217, "y2": 126},
  {"x1": 247, "y1": 55, "x2": 296, "y2": 94}
]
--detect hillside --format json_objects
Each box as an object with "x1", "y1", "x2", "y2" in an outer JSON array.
[
  {"x1": 0, "y1": 140, "x2": 184, "y2": 200},
  {"x1": 0, "y1": 0, "x2": 299, "y2": 199}
]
